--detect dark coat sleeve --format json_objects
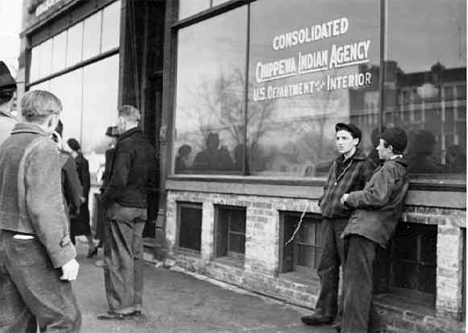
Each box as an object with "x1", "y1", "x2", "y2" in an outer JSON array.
[
  {"x1": 78, "y1": 155, "x2": 91, "y2": 198},
  {"x1": 62, "y1": 154, "x2": 82, "y2": 215},
  {"x1": 346, "y1": 166, "x2": 396, "y2": 209}
]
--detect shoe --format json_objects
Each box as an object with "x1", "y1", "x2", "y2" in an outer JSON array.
[
  {"x1": 87, "y1": 247, "x2": 98, "y2": 258},
  {"x1": 97, "y1": 311, "x2": 133, "y2": 320},
  {"x1": 301, "y1": 314, "x2": 334, "y2": 326}
]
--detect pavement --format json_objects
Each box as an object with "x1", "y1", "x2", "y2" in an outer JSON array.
[{"x1": 73, "y1": 241, "x2": 336, "y2": 333}]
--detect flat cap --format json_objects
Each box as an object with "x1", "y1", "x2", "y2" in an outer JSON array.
[{"x1": 335, "y1": 122, "x2": 362, "y2": 144}]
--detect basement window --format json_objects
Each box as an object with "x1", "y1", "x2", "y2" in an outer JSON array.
[
  {"x1": 177, "y1": 202, "x2": 202, "y2": 252},
  {"x1": 280, "y1": 212, "x2": 322, "y2": 274},
  {"x1": 388, "y1": 222, "x2": 437, "y2": 305},
  {"x1": 215, "y1": 206, "x2": 246, "y2": 261}
]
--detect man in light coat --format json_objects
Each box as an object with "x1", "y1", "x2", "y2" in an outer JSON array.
[
  {"x1": 339, "y1": 127, "x2": 409, "y2": 333},
  {"x1": 0, "y1": 90, "x2": 81, "y2": 332}
]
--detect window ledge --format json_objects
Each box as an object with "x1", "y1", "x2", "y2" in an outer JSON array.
[{"x1": 213, "y1": 256, "x2": 244, "y2": 269}]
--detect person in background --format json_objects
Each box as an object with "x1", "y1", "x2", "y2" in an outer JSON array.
[
  {"x1": 0, "y1": 61, "x2": 18, "y2": 145},
  {"x1": 98, "y1": 105, "x2": 158, "y2": 320},
  {"x1": 94, "y1": 126, "x2": 120, "y2": 254},
  {"x1": 0, "y1": 90, "x2": 81, "y2": 332},
  {"x1": 52, "y1": 121, "x2": 82, "y2": 235},
  {"x1": 339, "y1": 127, "x2": 409, "y2": 333},
  {"x1": 301, "y1": 123, "x2": 375, "y2": 329},
  {"x1": 67, "y1": 138, "x2": 97, "y2": 258}
]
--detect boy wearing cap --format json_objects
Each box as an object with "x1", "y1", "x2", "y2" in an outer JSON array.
[
  {"x1": 339, "y1": 127, "x2": 409, "y2": 333},
  {"x1": 301, "y1": 123, "x2": 375, "y2": 327},
  {"x1": 0, "y1": 61, "x2": 18, "y2": 145}
]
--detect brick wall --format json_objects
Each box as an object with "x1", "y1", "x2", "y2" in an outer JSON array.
[{"x1": 165, "y1": 190, "x2": 466, "y2": 331}]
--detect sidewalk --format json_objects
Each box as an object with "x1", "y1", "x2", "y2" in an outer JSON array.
[{"x1": 74, "y1": 242, "x2": 336, "y2": 333}]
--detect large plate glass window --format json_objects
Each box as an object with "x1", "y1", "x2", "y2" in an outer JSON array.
[
  {"x1": 248, "y1": 0, "x2": 380, "y2": 177},
  {"x1": 174, "y1": 6, "x2": 247, "y2": 175},
  {"x1": 386, "y1": 0, "x2": 466, "y2": 177}
]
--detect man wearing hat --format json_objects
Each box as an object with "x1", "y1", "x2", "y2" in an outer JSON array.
[
  {"x1": 339, "y1": 127, "x2": 409, "y2": 333},
  {"x1": 301, "y1": 123, "x2": 375, "y2": 328},
  {"x1": 0, "y1": 61, "x2": 18, "y2": 145}
]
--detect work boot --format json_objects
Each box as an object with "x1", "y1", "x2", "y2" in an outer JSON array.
[{"x1": 301, "y1": 314, "x2": 334, "y2": 326}]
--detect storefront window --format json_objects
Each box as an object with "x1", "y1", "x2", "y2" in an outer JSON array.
[
  {"x1": 174, "y1": 6, "x2": 247, "y2": 174},
  {"x1": 30, "y1": 45, "x2": 41, "y2": 82},
  {"x1": 66, "y1": 22, "x2": 83, "y2": 67},
  {"x1": 102, "y1": 0, "x2": 121, "y2": 52},
  {"x1": 52, "y1": 31, "x2": 67, "y2": 73},
  {"x1": 248, "y1": 0, "x2": 380, "y2": 177},
  {"x1": 82, "y1": 11, "x2": 102, "y2": 61},
  {"x1": 49, "y1": 69, "x2": 83, "y2": 143},
  {"x1": 179, "y1": 0, "x2": 210, "y2": 20},
  {"x1": 39, "y1": 39, "x2": 53, "y2": 78},
  {"x1": 386, "y1": 0, "x2": 466, "y2": 176},
  {"x1": 82, "y1": 55, "x2": 119, "y2": 159}
]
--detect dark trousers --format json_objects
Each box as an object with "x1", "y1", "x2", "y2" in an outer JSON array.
[
  {"x1": 342, "y1": 235, "x2": 384, "y2": 333},
  {"x1": 315, "y1": 218, "x2": 347, "y2": 319},
  {"x1": 104, "y1": 204, "x2": 146, "y2": 314},
  {"x1": 0, "y1": 230, "x2": 81, "y2": 333}
]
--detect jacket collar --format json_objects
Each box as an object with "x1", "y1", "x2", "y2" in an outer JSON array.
[
  {"x1": 11, "y1": 122, "x2": 49, "y2": 136},
  {"x1": 118, "y1": 127, "x2": 142, "y2": 142},
  {"x1": 335, "y1": 148, "x2": 367, "y2": 162}
]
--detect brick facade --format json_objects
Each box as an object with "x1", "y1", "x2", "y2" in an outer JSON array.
[{"x1": 165, "y1": 189, "x2": 466, "y2": 332}]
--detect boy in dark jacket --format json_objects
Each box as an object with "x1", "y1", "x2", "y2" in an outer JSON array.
[
  {"x1": 301, "y1": 123, "x2": 375, "y2": 327},
  {"x1": 339, "y1": 127, "x2": 409, "y2": 333}
]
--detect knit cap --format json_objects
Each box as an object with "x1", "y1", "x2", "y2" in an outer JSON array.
[{"x1": 380, "y1": 127, "x2": 408, "y2": 153}]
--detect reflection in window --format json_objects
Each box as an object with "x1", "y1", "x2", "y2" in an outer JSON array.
[
  {"x1": 179, "y1": 0, "x2": 210, "y2": 20},
  {"x1": 66, "y1": 22, "x2": 84, "y2": 67},
  {"x1": 102, "y1": 0, "x2": 121, "y2": 52},
  {"x1": 83, "y1": 12, "x2": 102, "y2": 60},
  {"x1": 386, "y1": 0, "x2": 466, "y2": 175},
  {"x1": 249, "y1": 0, "x2": 380, "y2": 177},
  {"x1": 174, "y1": 6, "x2": 247, "y2": 175}
]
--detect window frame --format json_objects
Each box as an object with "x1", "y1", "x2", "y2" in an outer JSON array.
[
  {"x1": 168, "y1": 0, "x2": 466, "y2": 191},
  {"x1": 214, "y1": 205, "x2": 247, "y2": 262},
  {"x1": 279, "y1": 211, "x2": 322, "y2": 277},
  {"x1": 176, "y1": 201, "x2": 203, "y2": 253}
]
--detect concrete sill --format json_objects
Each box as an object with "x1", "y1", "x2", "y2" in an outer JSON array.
[{"x1": 212, "y1": 256, "x2": 244, "y2": 269}]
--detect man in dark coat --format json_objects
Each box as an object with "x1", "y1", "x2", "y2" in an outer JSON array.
[
  {"x1": 98, "y1": 105, "x2": 158, "y2": 320},
  {"x1": 0, "y1": 90, "x2": 81, "y2": 332},
  {"x1": 339, "y1": 127, "x2": 409, "y2": 333},
  {"x1": 301, "y1": 123, "x2": 375, "y2": 328},
  {"x1": 0, "y1": 61, "x2": 18, "y2": 145}
]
